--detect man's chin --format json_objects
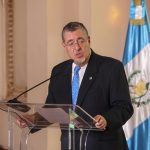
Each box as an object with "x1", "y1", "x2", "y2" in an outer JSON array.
[{"x1": 74, "y1": 58, "x2": 86, "y2": 66}]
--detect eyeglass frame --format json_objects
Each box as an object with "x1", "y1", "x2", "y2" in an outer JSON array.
[{"x1": 64, "y1": 37, "x2": 88, "y2": 48}]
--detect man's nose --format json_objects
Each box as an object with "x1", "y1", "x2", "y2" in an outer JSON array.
[{"x1": 74, "y1": 42, "x2": 81, "y2": 50}]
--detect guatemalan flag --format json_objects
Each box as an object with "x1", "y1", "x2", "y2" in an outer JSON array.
[{"x1": 122, "y1": 0, "x2": 150, "y2": 150}]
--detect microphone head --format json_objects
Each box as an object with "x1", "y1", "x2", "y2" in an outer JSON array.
[{"x1": 7, "y1": 98, "x2": 30, "y2": 112}]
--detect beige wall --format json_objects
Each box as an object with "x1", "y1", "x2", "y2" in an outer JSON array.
[
  {"x1": 91, "y1": 0, "x2": 130, "y2": 59},
  {"x1": 1, "y1": 0, "x2": 150, "y2": 149}
]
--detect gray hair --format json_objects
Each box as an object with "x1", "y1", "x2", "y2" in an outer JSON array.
[{"x1": 62, "y1": 22, "x2": 89, "y2": 42}]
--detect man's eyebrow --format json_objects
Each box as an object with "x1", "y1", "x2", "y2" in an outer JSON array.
[
  {"x1": 67, "y1": 37, "x2": 84, "y2": 42},
  {"x1": 77, "y1": 37, "x2": 85, "y2": 40},
  {"x1": 66, "y1": 39, "x2": 74, "y2": 43}
]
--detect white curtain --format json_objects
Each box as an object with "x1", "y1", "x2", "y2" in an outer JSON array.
[{"x1": 0, "y1": 0, "x2": 7, "y2": 100}]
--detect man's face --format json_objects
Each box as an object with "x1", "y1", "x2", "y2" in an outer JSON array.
[{"x1": 62, "y1": 29, "x2": 91, "y2": 66}]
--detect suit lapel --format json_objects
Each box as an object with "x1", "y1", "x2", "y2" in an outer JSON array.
[{"x1": 77, "y1": 52, "x2": 98, "y2": 106}]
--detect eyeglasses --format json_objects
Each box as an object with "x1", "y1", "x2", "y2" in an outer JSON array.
[{"x1": 65, "y1": 38, "x2": 87, "y2": 48}]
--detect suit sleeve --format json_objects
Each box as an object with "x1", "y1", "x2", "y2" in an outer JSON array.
[
  {"x1": 45, "y1": 67, "x2": 57, "y2": 104},
  {"x1": 102, "y1": 61, "x2": 133, "y2": 131}
]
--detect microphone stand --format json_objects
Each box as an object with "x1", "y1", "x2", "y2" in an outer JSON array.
[
  {"x1": 1, "y1": 77, "x2": 51, "y2": 112},
  {"x1": 11, "y1": 78, "x2": 50, "y2": 100}
]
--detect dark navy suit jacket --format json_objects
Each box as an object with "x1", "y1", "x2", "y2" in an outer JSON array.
[{"x1": 46, "y1": 50, "x2": 133, "y2": 150}]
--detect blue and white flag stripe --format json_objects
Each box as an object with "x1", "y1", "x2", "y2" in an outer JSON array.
[
  {"x1": 123, "y1": 0, "x2": 150, "y2": 65},
  {"x1": 122, "y1": 0, "x2": 150, "y2": 150}
]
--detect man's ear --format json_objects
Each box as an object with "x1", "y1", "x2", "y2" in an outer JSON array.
[
  {"x1": 88, "y1": 36, "x2": 91, "y2": 43},
  {"x1": 62, "y1": 42, "x2": 66, "y2": 48}
]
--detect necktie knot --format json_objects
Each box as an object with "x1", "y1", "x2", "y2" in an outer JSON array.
[{"x1": 74, "y1": 65, "x2": 81, "y2": 74}]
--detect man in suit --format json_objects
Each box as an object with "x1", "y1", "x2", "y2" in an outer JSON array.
[{"x1": 46, "y1": 22, "x2": 133, "y2": 150}]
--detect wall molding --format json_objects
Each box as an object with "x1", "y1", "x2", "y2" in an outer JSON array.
[
  {"x1": 6, "y1": 0, "x2": 15, "y2": 97},
  {"x1": 5, "y1": 0, "x2": 27, "y2": 100}
]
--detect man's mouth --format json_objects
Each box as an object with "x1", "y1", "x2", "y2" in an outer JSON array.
[{"x1": 76, "y1": 53, "x2": 83, "y2": 58}]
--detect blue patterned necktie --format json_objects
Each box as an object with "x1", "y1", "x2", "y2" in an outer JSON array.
[{"x1": 72, "y1": 65, "x2": 81, "y2": 109}]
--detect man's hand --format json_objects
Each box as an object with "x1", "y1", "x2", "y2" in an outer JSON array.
[
  {"x1": 16, "y1": 114, "x2": 35, "y2": 128},
  {"x1": 94, "y1": 115, "x2": 107, "y2": 130},
  {"x1": 16, "y1": 112, "x2": 50, "y2": 129}
]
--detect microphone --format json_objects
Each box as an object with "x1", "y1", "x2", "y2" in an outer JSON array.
[
  {"x1": 6, "y1": 77, "x2": 51, "y2": 112},
  {"x1": 2, "y1": 68, "x2": 68, "y2": 112}
]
